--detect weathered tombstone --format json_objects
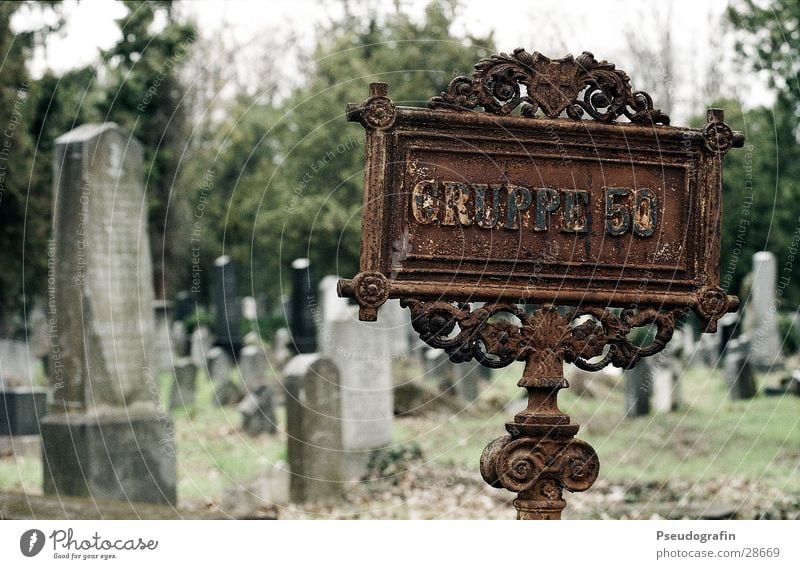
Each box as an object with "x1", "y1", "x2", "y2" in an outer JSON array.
[
  {"x1": 272, "y1": 327, "x2": 291, "y2": 367},
  {"x1": 190, "y1": 324, "x2": 213, "y2": 368},
  {"x1": 289, "y1": 258, "x2": 317, "y2": 354},
  {"x1": 624, "y1": 359, "x2": 652, "y2": 417},
  {"x1": 650, "y1": 329, "x2": 685, "y2": 413},
  {"x1": 239, "y1": 344, "x2": 269, "y2": 392},
  {"x1": 682, "y1": 323, "x2": 695, "y2": 351},
  {"x1": 748, "y1": 252, "x2": 781, "y2": 369},
  {"x1": 170, "y1": 358, "x2": 197, "y2": 411},
  {"x1": 238, "y1": 385, "x2": 276, "y2": 436},
  {"x1": 42, "y1": 123, "x2": 176, "y2": 505},
  {"x1": 724, "y1": 336, "x2": 757, "y2": 399},
  {"x1": 283, "y1": 354, "x2": 344, "y2": 502},
  {"x1": 213, "y1": 255, "x2": 243, "y2": 356},
  {"x1": 337, "y1": 53, "x2": 743, "y2": 519},
  {"x1": 318, "y1": 276, "x2": 393, "y2": 476},
  {"x1": 171, "y1": 319, "x2": 188, "y2": 358},
  {"x1": 242, "y1": 296, "x2": 258, "y2": 322},
  {"x1": 206, "y1": 346, "x2": 241, "y2": 406},
  {"x1": 650, "y1": 361, "x2": 674, "y2": 413}
]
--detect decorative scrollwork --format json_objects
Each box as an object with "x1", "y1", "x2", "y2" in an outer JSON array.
[
  {"x1": 400, "y1": 299, "x2": 684, "y2": 372},
  {"x1": 361, "y1": 96, "x2": 396, "y2": 129},
  {"x1": 559, "y1": 441, "x2": 600, "y2": 492},
  {"x1": 429, "y1": 48, "x2": 669, "y2": 125},
  {"x1": 352, "y1": 271, "x2": 389, "y2": 320},
  {"x1": 480, "y1": 435, "x2": 599, "y2": 495},
  {"x1": 695, "y1": 286, "x2": 737, "y2": 333}
]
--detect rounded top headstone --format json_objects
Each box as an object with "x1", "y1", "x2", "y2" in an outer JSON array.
[
  {"x1": 291, "y1": 258, "x2": 310, "y2": 270},
  {"x1": 214, "y1": 255, "x2": 231, "y2": 266}
]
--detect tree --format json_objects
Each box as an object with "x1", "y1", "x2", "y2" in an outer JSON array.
[
  {"x1": 724, "y1": 0, "x2": 800, "y2": 308},
  {"x1": 197, "y1": 1, "x2": 495, "y2": 306},
  {"x1": 727, "y1": 0, "x2": 800, "y2": 121},
  {"x1": 0, "y1": 1, "x2": 65, "y2": 334}
]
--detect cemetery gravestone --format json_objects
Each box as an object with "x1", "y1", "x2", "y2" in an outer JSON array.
[
  {"x1": 171, "y1": 320, "x2": 188, "y2": 358},
  {"x1": 725, "y1": 336, "x2": 757, "y2": 400},
  {"x1": 170, "y1": 358, "x2": 197, "y2": 411},
  {"x1": 272, "y1": 328, "x2": 291, "y2": 367},
  {"x1": 207, "y1": 346, "x2": 241, "y2": 406},
  {"x1": 237, "y1": 344, "x2": 276, "y2": 434},
  {"x1": 748, "y1": 252, "x2": 781, "y2": 369},
  {"x1": 289, "y1": 258, "x2": 317, "y2": 354},
  {"x1": 238, "y1": 386, "x2": 277, "y2": 436},
  {"x1": 283, "y1": 354, "x2": 345, "y2": 503},
  {"x1": 43, "y1": 123, "x2": 175, "y2": 505},
  {"x1": 624, "y1": 359, "x2": 652, "y2": 417},
  {"x1": 213, "y1": 255, "x2": 243, "y2": 356},
  {"x1": 242, "y1": 296, "x2": 258, "y2": 322},
  {"x1": 318, "y1": 276, "x2": 393, "y2": 476},
  {"x1": 651, "y1": 330, "x2": 685, "y2": 413},
  {"x1": 190, "y1": 324, "x2": 213, "y2": 368},
  {"x1": 239, "y1": 344, "x2": 269, "y2": 392}
]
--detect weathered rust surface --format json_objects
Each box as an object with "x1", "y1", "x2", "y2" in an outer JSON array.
[{"x1": 338, "y1": 48, "x2": 743, "y2": 519}]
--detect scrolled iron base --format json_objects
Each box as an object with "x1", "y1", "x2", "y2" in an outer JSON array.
[
  {"x1": 401, "y1": 299, "x2": 686, "y2": 519},
  {"x1": 480, "y1": 417, "x2": 599, "y2": 519}
]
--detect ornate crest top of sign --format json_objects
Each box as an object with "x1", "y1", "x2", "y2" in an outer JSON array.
[{"x1": 429, "y1": 49, "x2": 670, "y2": 125}]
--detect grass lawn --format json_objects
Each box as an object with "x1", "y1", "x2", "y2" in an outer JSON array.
[
  {"x1": 1, "y1": 362, "x2": 797, "y2": 508},
  {"x1": 396, "y1": 363, "x2": 800, "y2": 494}
]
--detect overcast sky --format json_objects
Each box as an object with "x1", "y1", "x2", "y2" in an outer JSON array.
[{"x1": 14, "y1": 0, "x2": 771, "y2": 124}]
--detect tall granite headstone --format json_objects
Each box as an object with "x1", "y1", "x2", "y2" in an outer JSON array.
[
  {"x1": 213, "y1": 255, "x2": 243, "y2": 356},
  {"x1": 42, "y1": 123, "x2": 176, "y2": 505},
  {"x1": 724, "y1": 336, "x2": 757, "y2": 399},
  {"x1": 318, "y1": 276, "x2": 393, "y2": 477},
  {"x1": 624, "y1": 359, "x2": 652, "y2": 417},
  {"x1": 748, "y1": 252, "x2": 781, "y2": 369},
  {"x1": 289, "y1": 258, "x2": 317, "y2": 354}
]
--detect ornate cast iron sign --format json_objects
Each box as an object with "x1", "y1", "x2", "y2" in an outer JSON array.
[{"x1": 338, "y1": 49, "x2": 744, "y2": 519}]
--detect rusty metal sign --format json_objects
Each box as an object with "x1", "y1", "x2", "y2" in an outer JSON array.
[
  {"x1": 339, "y1": 50, "x2": 742, "y2": 327},
  {"x1": 338, "y1": 49, "x2": 744, "y2": 519}
]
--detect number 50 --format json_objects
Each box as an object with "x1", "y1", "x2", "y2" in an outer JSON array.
[{"x1": 605, "y1": 187, "x2": 657, "y2": 237}]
